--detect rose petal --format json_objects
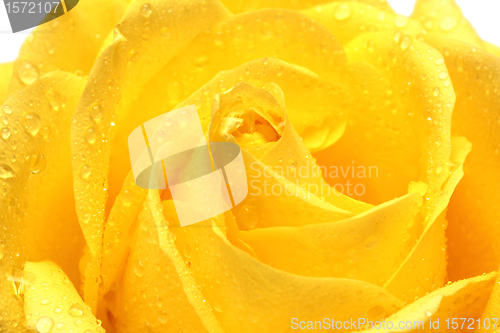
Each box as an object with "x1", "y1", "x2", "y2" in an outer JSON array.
[
  {"x1": 411, "y1": 0, "x2": 484, "y2": 48},
  {"x1": 316, "y1": 31, "x2": 454, "y2": 212},
  {"x1": 0, "y1": 62, "x2": 13, "y2": 103},
  {"x1": 360, "y1": 271, "x2": 497, "y2": 332},
  {"x1": 424, "y1": 37, "x2": 500, "y2": 281},
  {"x1": 476, "y1": 271, "x2": 500, "y2": 333},
  {"x1": 70, "y1": 0, "x2": 230, "y2": 304},
  {"x1": 113, "y1": 192, "x2": 225, "y2": 333},
  {"x1": 23, "y1": 261, "x2": 105, "y2": 333},
  {"x1": 7, "y1": 0, "x2": 133, "y2": 96},
  {"x1": 239, "y1": 192, "x2": 422, "y2": 285},
  {"x1": 158, "y1": 202, "x2": 404, "y2": 332},
  {"x1": 384, "y1": 136, "x2": 471, "y2": 302},
  {"x1": 220, "y1": 0, "x2": 395, "y2": 14},
  {"x1": 303, "y1": 2, "x2": 424, "y2": 45}
]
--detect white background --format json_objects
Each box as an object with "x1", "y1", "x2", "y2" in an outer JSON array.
[{"x1": 0, "y1": 0, "x2": 500, "y2": 62}]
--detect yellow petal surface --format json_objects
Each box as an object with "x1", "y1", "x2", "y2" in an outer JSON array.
[
  {"x1": 219, "y1": 0, "x2": 395, "y2": 14},
  {"x1": 424, "y1": 37, "x2": 500, "y2": 281},
  {"x1": 317, "y1": 31, "x2": 454, "y2": 212},
  {"x1": 23, "y1": 261, "x2": 105, "y2": 333},
  {"x1": 384, "y1": 136, "x2": 471, "y2": 302},
  {"x1": 158, "y1": 202, "x2": 404, "y2": 333},
  {"x1": 239, "y1": 192, "x2": 422, "y2": 285},
  {"x1": 476, "y1": 271, "x2": 500, "y2": 333},
  {"x1": 71, "y1": 0, "x2": 230, "y2": 262},
  {"x1": 360, "y1": 271, "x2": 497, "y2": 332},
  {"x1": 8, "y1": 0, "x2": 132, "y2": 97},
  {"x1": 410, "y1": 0, "x2": 484, "y2": 48},
  {"x1": 207, "y1": 80, "x2": 368, "y2": 228},
  {"x1": 303, "y1": 1, "x2": 424, "y2": 45},
  {"x1": 113, "y1": 191, "x2": 224, "y2": 333},
  {"x1": 100, "y1": 171, "x2": 147, "y2": 295},
  {"x1": 0, "y1": 62, "x2": 13, "y2": 103}
]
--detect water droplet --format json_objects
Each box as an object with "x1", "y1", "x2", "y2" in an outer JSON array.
[
  {"x1": 121, "y1": 189, "x2": 134, "y2": 205},
  {"x1": 400, "y1": 36, "x2": 412, "y2": 51},
  {"x1": 236, "y1": 205, "x2": 259, "y2": 230},
  {"x1": 439, "y1": 71, "x2": 448, "y2": 80},
  {"x1": 90, "y1": 105, "x2": 103, "y2": 123},
  {"x1": 425, "y1": 310, "x2": 433, "y2": 317},
  {"x1": 30, "y1": 154, "x2": 46, "y2": 174},
  {"x1": 55, "y1": 322, "x2": 65, "y2": 330},
  {"x1": 80, "y1": 164, "x2": 91, "y2": 179},
  {"x1": 1, "y1": 127, "x2": 11, "y2": 139},
  {"x1": 334, "y1": 3, "x2": 351, "y2": 21},
  {"x1": 364, "y1": 236, "x2": 376, "y2": 248},
  {"x1": 40, "y1": 299, "x2": 50, "y2": 305},
  {"x1": 157, "y1": 312, "x2": 168, "y2": 324},
  {"x1": 439, "y1": 17, "x2": 457, "y2": 32},
  {"x1": 133, "y1": 260, "x2": 144, "y2": 277},
  {"x1": 46, "y1": 91, "x2": 65, "y2": 111},
  {"x1": 85, "y1": 126, "x2": 98, "y2": 144},
  {"x1": 160, "y1": 26, "x2": 170, "y2": 37},
  {"x1": 394, "y1": 15, "x2": 408, "y2": 28},
  {"x1": 193, "y1": 55, "x2": 209, "y2": 68},
  {"x1": 68, "y1": 303, "x2": 84, "y2": 317},
  {"x1": 2, "y1": 105, "x2": 12, "y2": 115},
  {"x1": 36, "y1": 316, "x2": 54, "y2": 333},
  {"x1": 260, "y1": 22, "x2": 272, "y2": 36},
  {"x1": 54, "y1": 307, "x2": 61, "y2": 313},
  {"x1": 435, "y1": 58, "x2": 445, "y2": 66},
  {"x1": 82, "y1": 213, "x2": 91, "y2": 224},
  {"x1": 433, "y1": 87, "x2": 440, "y2": 97},
  {"x1": 18, "y1": 61, "x2": 39, "y2": 85},
  {"x1": 140, "y1": 3, "x2": 152, "y2": 17},
  {"x1": 177, "y1": 109, "x2": 191, "y2": 127},
  {"x1": 24, "y1": 112, "x2": 42, "y2": 135},
  {"x1": 436, "y1": 163, "x2": 444, "y2": 175},
  {"x1": 213, "y1": 300, "x2": 223, "y2": 313},
  {"x1": 0, "y1": 164, "x2": 15, "y2": 179}
]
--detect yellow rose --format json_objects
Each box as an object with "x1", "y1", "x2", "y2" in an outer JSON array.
[{"x1": 1, "y1": 0, "x2": 500, "y2": 332}]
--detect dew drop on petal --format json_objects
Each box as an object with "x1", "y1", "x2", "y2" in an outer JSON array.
[
  {"x1": 439, "y1": 71, "x2": 449, "y2": 80},
  {"x1": 140, "y1": 3, "x2": 152, "y2": 17},
  {"x1": 85, "y1": 126, "x2": 98, "y2": 144},
  {"x1": 236, "y1": 205, "x2": 259, "y2": 230},
  {"x1": 439, "y1": 17, "x2": 457, "y2": 32},
  {"x1": 0, "y1": 164, "x2": 15, "y2": 179},
  {"x1": 24, "y1": 112, "x2": 42, "y2": 135},
  {"x1": 2, "y1": 105, "x2": 12, "y2": 115},
  {"x1": 18, "y1": 61, "x2": 39, "y2": 85},
  {"x1": 1, "y1": 127, "x2": 11, "y2": 139},
  {"x1": 68, "y1": 303, "x2": 85, "y2": 317},
  {"x1": 334, "y1": 3, "x2": 351, "y2": 21},
  {"x1": 80, "y1": 164, "x2": 91, "y2": 179},
  {"x1": 36, "y1": 317, "x2": 54, "y2": 333},
  {"x1": 394, "y1": 15, "x2": 408, "y2": 28}
]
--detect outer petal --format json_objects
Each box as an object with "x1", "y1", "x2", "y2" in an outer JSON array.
[
  {"x1": 424, "y1": 37, "x2": 500, "y2": 281},
  {"x1": 8, "y1": 0, "x2": 133, "y2": 96},
  {"x1": 476, "y1": 270, "x2": 500, "y2": 333},
  {"x1": 303, "y1": 1, "x2": 424, "y2": 45},
  {"x1": 23, "y1": 261, "x2": 105, "y2": 333},
  {"x1": 70, "y1": 0, "x2": 230, "y2": 306},
  {"x1": 0, "y1": 62, "x2": 13, "y2": 103},
  {"x1": 219, "y1": 0, "x2": 395, "y2": 14},
  {"x1": 410, "y1": 0, "x2": 484, "y2": 48},
  {"x1": 316, "y1": 31, "x2": 454, "y2": 213},
  {"x1": 238, "y1": 192, "x2": 422, "y2": 285},
  {"x1": 159, "y1": 203, "x2": 404, "y2": 333},
  {"x1": 360, "y1": 272, "x2": 497, "y2": 332},
  {"x1": 114, "y1": 192, "x2": 224, "y2": 333},
  {"x1": 384, "y1": 136, "x2": 471, "y2": 302},
  {"x1": 0, "y1": 72, "x2": 86, "y2": 329}
]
